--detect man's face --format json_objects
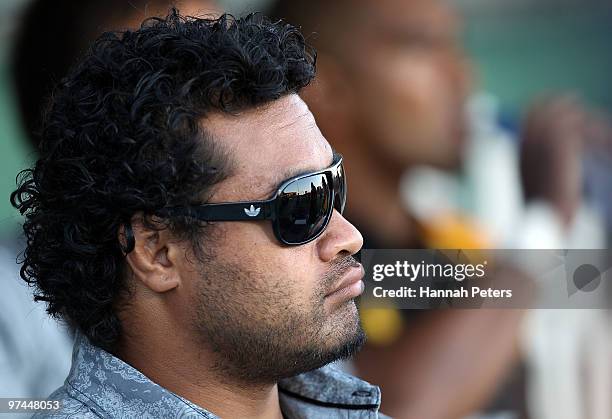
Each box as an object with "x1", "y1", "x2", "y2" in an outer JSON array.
[
  {"x1": 343, "y1": 0, "x2": 472, "y2": 170},
  {"x1": 176, "y1": 95, "x2": 365, "y2": 384}
]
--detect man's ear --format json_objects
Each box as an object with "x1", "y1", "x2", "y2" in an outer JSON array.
[{"x1": 120, "y1": 215, "x2": 181, "y2": 293}]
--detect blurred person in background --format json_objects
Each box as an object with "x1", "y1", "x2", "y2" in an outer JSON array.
[
  {"x1": 2, "y1": 0, "x2": 219, "y2": 400},
  {"x1": 269, "y1": 0, "x2": 610, "y2": 418},
  {"x1": 13, "y1": 0, "x2": 219, "y2": 150}
]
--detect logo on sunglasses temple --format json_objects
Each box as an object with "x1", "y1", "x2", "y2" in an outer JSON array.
[{"x1": 244, "y1": 205, "x2": 261, "y2": 217}]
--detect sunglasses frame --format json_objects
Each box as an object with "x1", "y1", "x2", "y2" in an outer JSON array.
[{"x1": 159, "y1": 154, "x2": 346, "y2": 245}]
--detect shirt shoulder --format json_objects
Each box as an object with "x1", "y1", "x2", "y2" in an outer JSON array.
[{"x1": 31, "y1": 385, "x2": 101, "y2": 419}]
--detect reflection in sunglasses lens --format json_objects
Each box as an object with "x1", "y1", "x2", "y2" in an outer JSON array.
[{"x1": 278, "y1": 174, "x2": 331, "y2": 243}]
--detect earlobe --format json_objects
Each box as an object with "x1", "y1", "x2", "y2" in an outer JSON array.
[
  {"x1": 122, "y1": 216, "x2": 181, "y2": 294},
  {"x1": 145, "y1": 273, "x2": 180, "y2": 293}
]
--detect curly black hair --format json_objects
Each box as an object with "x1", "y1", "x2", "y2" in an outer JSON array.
[{"x1": 10, "y1": 9, "x2": 316, "y2": 350}]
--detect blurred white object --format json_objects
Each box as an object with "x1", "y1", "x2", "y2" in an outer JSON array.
[
  {"x1": 463, "y1": 93, "x2": 524, "y2": 245},
  {"x1": 523, "y1": 309, "x2": 612, "y2": 419},
  {"x1": 401, "y1": 91, "x2": 609, "y2": 419}
]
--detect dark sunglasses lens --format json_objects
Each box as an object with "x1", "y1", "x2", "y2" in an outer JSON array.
[
  {"x1": 277, "y1": 174, "x2": 332, "y2": 243},
  {"x1": 334, "y1": 164, "x2": 346, "y2": 213}
]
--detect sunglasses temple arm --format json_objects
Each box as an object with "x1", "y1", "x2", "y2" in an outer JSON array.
[{"x1": 168, "y1": 200, "x2": 274, "y2": 221}]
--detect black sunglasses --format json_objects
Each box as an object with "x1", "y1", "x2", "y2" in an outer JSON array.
[{"x1": 159, "y1": 154, "x2": 346, "y2": 245}]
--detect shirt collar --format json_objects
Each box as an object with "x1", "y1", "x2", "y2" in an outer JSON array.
[{"x1": 278, "y1": 364, "x2": 381, "y2": 409}]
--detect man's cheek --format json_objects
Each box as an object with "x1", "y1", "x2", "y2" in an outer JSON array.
[{"x1": 281, "y1": 264, "x2": 319, "y2": 301}]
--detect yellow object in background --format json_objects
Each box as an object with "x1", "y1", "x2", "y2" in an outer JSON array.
[
  {"x1": 361, "y1": 212, "x2": 491, "y2": 346},
  {"x1": 360, "y1": 308, "x2": 404, "y2": 346},
  {"x1": 419, "y1": 212, "x2": 490, "y2": 250}
]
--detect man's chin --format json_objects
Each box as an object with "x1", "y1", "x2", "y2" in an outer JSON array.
[
  {"x1": 277, "y1": 307, "x2": 366, "y2": 378},
  {"x1": 286, "y1": 325, "x2": 366, "y2": 379},
  {"x1": 322, "y1": 307, "x2": 366, "y2": 359},
  {"x1": 205, "y1": 309, "x2": 366, "y2": 384},
  {"x1": 323, "y1": 326, "x2": 367, "y2": 365}
]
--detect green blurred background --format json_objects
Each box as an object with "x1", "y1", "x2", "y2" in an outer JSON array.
[{"x1": 0, "y1": 0, "x2": 610, "y2": 234}]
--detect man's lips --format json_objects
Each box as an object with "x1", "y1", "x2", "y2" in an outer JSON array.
[{"x1": 325, "y1": 264, "x2": 365, "y2": 301}]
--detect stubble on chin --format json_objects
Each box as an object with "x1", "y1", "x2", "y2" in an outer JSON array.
[{"x1": 190, "y1": 254, "x2": 366, "y2": 385}]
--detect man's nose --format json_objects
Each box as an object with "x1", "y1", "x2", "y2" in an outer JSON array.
[{"x1": 316, "y1": 210, "x2": 363, "y2": 262}]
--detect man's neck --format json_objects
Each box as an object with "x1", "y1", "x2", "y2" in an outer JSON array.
[{"x1": 115, "y1": 325, "x2": 284, "y2": 419}]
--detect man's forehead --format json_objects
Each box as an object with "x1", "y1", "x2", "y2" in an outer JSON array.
[{"x1": 201, "y1": 95, "x2": 333, "y2": 199}]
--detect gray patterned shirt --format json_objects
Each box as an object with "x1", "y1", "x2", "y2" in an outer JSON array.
[{"x1": 34, "y1": 332, "x2": 388, "y2": 418}]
